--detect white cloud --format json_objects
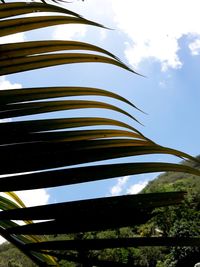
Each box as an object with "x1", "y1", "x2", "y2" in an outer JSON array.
[
  {"x1": 127, "y1": 181, "x2": 148, "y2": 195},
  {"x1": 99, "y1": 29, "x2": 108, "y2": 41},
  {"x1": 0, "y1": 33, "x2": 25, "y2": 44},
  {"x1": 52, "y1": 24, "x2": 87, "y2": 40},
  {"x1": 0, "y1": 189, "x2": 49, "y2": 244},
  {"x1": 0, "y1": 76, "x2": 22, "y2": 90},
  {"x1": 110, "y1": 176, "x2": 130, "y2": 196},
  {"x1": 0, "y1": 189, "x2": 49, "y2": 209},
  {"x1": 189, "y1": 38, "x2": 200, "y2": 55},
  {"x1": 16, "y1": 189, "x2": 50, "y2": 208},
  {"x1": 110, "y1": 0, "x2": 200, "y2": 71}
]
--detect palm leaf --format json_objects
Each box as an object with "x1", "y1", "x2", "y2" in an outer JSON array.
[
  {"x1": 0, "y1": 52, "x2": 136, "y2": 75},
  {"x1": 0, "y1": 40, "x2": 119, "y2": 60},
  {"x1": 0, "y1": 192, "x2": 187, "y2": 221},
  {"x1": 0, "y1": 195, "x2": 22, "y2": 210},
  {"x1": 4, "y1": 192, "x2": 26, "y2": 209},
  {"x1": 0, "y1": 224, "x2": 53, "y2": 266},
  {"x1": 3, "y1": 192, "x2": 185, "y2": 234},
  {"x1": 0, "y1": 99, "x2": 139, "y2": 122},
  {"x1": 0, "y1": 1, "x2": 200, "y2": 266},
  {"x1": 0, "y1": 198, "x2": 57, "y2": 265},
  {"x1": 0, "y1": 138, "x2": 198, "y2": 175},
  {"x1": 0, "y1": 86, "x2": 142, "y2": 112},
  {"x1": 0, "y1": 117, "x2": 143, "y2": 134},
  {"x1": 0, "y1": 162, "x2": 199, "y2": 192},
  {"x1": 0, "y1": 128, "x2": 145, "y2": 145},
  {"x1": 0, "y1": 15, "x2": 104, "y2": 37},
  {"x1": 0, "y1": 2, "x2": 83, "y2": 19}
]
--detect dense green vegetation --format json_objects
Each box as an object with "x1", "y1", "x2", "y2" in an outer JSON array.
[
  {"x1": 0, "y1": 242, "x2": 36, "y2": 267},
  {"x1": 143, "y1": 155, "x2": 200, "y2": 194},
  {"x1": 1, "y1": 156, "x2": 199, "y2": 266},
  {"x1": 140, "y1": 155, "x2": 200, "y2": 267}
]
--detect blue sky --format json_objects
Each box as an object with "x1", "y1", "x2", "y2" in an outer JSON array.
[{"x1": 1, "y1": 0, "x2": 200, "y2": 208}]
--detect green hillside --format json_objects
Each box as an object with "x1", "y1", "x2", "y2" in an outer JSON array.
[
  {"x1": 140, "y1": 155, "x2": 200, "y2": 267},
  {"x1": 0, "y1": 156, "x2": 200, "y2": 267},
  {"x1": 143, "y1": 155, "x2": 200, "y2": 194},
  {"x1": 0, "y1": 242, "x2": 36, "y2": 267}
]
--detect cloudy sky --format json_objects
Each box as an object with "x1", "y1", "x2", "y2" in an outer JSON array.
[{"x1": 1, "y1": 0, "x2": 200, "y2": 214}]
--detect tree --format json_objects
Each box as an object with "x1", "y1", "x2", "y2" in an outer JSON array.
[
  {"x1": 140, "y1": 159, "x2": 200, "y2": 267},
  {"x1": 0, "y1": 1, "x2": 200, "y2": 266}
]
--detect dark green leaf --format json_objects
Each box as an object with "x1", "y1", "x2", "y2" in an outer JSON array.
[
  {"x1": 0, "y1": 162, "x2": 199, "y2": 191},
  {"x1": 0, "y1": 15, "x2": 104, "y2": 37},
  {"x1": 0, "y1": 86, "x2": 142, "y2": 112},
  {"x1": 0, "y1": 139, "x2": 197, "y2": 175},
  {"x1": 0, "y1": 192, "x2": 185, "y2": 220},
  {"x1": 0, "y1": 40, "x2": 118, "y2": 61},
  {"x1": 0, "y1": 2, "x2": 82, "y2": 19},
  {"x1": 6, "y1": 192, "x2": 185, "y2": 234},
  {"x1": 0, "y1": 53, "x2": 137, "y2": 75},
  {"x1": 0, "y1": 100, "x2": 139, "y2": 122}
]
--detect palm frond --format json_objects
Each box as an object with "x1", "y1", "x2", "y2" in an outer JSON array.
[
  {"x1": 0, "y1": 1, "x2": 200, "y2": 266},
  {"x1": 1, "y1": 193, "x2": 185, "y2": 235},
  {"x1": 0, "y1": 162, "x2": 199, "y2": 192},
  {"x1": 0, "y1": 15, "x2": 104, "y2": 37},
  {"x1": 0, "y1": 2, "x2": 82, "y2": 19}
]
